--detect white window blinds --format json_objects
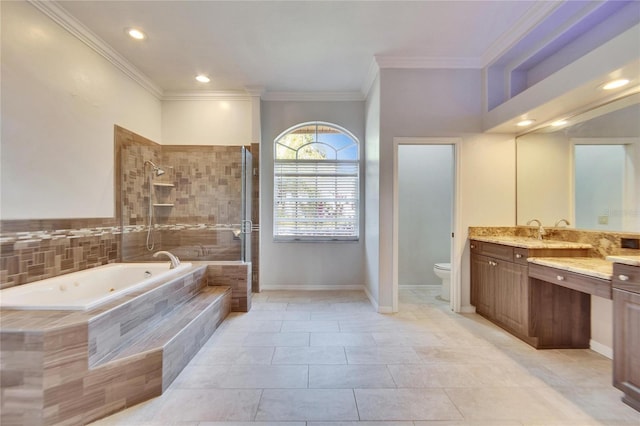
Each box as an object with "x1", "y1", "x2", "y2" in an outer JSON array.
[{"x1": 273, "y1": 122, "x2": 359, "y2": 241}]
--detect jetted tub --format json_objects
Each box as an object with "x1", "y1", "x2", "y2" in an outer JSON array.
[{"x1": 0, "y1": 262, "x2": 192, "y2": 311}]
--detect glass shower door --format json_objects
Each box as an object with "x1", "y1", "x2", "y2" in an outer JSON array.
[{"x1": 241, "y1": 147, "x2": 253, "y2": 263}]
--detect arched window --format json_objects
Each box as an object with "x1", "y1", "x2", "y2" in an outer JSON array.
[{"x1": 274, "y1": 121, "x2": 359, "y2": 241}]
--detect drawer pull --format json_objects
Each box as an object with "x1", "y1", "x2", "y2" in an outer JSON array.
[
  {"x1": 618, "y1": 275, "x2": 630, "y2": 281},
  {"x1": 515, "y1": 254, "x2": 523, "y2": 259},
  {"x1": 470, "y1": 244, "x2": 475, "y2": 249},
  {"x1": 556, "y1": 275, "x2": 565, "y2": 281}
]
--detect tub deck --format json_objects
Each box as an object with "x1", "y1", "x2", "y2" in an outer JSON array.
[{"x1": 0, "y1": 263, "x2": 233, "y2": 426}]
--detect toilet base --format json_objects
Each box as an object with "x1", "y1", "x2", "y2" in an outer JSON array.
[{"x1": 440, "y1": 279, "x2": 450, "y2": 301}]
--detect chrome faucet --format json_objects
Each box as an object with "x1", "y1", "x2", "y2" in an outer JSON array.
[
  {"x1": 526, "y1": 219, "x2": 546, "y2": 240},
  {"x1": 153, "y1": 251, "x2": 181, "y2": 269},
  {"x1": 554, "y1": 218, "x2": 570, "y2": 227}
]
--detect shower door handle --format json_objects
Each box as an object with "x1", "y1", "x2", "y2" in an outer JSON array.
[{"x1": 242, "y1": 220, "x2": 253, "y2": 234}]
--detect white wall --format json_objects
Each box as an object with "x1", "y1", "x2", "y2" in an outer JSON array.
[
  {"x1": 260, "y1": 100, "x2": 366, "y2": 288},
  {"x1": 516, "y1": 132, "x2": 572, "y2": 227},
  {"x1": 398, "y1": 145, "x2": 453, "y2": 286},
  {"x1": 364, "y1": 77, "x2": 381, "y2": 304},
  {"x1": 458, "y1": 134, "x2": 517, "y2": 309},
  {"x1": 377, "y1": 68, "x2": 514, "y2": 310},
  {"x1": 0, "y1": 1, "x2": 162, "y2": 219},
  {"x1": 161, "y1": 99, "x2": 252, "y2": 145},
  {"x1": 592, "y1": 296, "x2": 614, "y2": 358}
]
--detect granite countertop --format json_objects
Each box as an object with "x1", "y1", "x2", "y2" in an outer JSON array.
[
  {"x1": 606, "y1": 255, "x2": 640, "y2": 267},
  {"x1": 471, "y1": 235, "x2": 592, "y2": 250},
  {"x1": 528, "y1": 257, "x2": 613, "y2": 280}
]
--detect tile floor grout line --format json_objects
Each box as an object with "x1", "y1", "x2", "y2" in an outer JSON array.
[
  {"x1": 252, "y1": 388, "x2": 265, "y2": 421},
  {"x1": 352, "y1": 387, "x2": 361, "y2": 421}
]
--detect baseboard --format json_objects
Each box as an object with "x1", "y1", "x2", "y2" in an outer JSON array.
[
  {"x1": 259, "y1": 284, "x2": 365, "y2": 291},
  {"x1": 362, "y1": 286, "x2": 393, "y2": 313},
  {"x1": 399, "y1": 284, "x2": 439, "y2": 289},
  {"x1": 459, "y1": 305, "x2": 476, "y2": 314},
  {"x1": 590, "y1": 339, "x2": 613, "y2": 359},
  {"x1": 363, "y1": 286, "x2": 378, "y2": 310}
]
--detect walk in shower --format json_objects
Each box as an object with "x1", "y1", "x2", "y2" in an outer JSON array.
[{"x1": 118, "y1": 135, "x2": 253, "y2": 264}]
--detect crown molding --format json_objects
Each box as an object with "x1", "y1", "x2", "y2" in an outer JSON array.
[
  {"x1": 244, "y1": 86, "x2": 266, "y2": 97},
  {"x1": 161, "y1": 91, "x2": 252, "y2": 101},
  {"x1": 374, "y1": 56, "x2": 482, "y2": 69},
  {"x1": 481, "y1": 1, "x2": 562, "y2": 68},
  {"x1": 360, "y1": 58, "x2": 380, "y2": 99},
  {"x1": 29, "y1": 0, "x2": 164, "y2": 99},
  {"x1": 262, "y1": 91, "x2": 365, "y2": 102}
]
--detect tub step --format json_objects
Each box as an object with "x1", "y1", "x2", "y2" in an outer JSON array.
[{"x1": 94, "y1": 286, "x2": 231, "y2": 371}]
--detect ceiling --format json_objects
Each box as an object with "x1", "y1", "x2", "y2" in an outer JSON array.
[{"x1": 55, "y1": 0, "x2": 548, "y2": 95}]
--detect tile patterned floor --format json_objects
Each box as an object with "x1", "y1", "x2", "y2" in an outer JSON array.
[{"x1": 91, "y1": 287, "x2": 640, "y2": 425}]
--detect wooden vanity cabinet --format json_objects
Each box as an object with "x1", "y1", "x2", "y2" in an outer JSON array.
[
  {"x1": 612, "y1": 263, "x2": 640, "y2": 412},
  {"x1": 470, "y1": 241, "x2": 529, "y2": 339},
  {"x1": 470, "y1": 240, "x2": 591, "y2": 347}
]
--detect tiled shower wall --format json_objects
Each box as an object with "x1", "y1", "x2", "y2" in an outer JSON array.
[
  {"x1": 161, "y1": 146, "x2": 243, "y2": 224},
  {"x1": 0, "y1": 126, "x2": 259, "y2": 289},
  {"x1": 118, "y1": 127, "x2": 247, "y2": 262}
]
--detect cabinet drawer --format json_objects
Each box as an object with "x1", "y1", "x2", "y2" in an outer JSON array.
[
  {"x1": 513, "y1": 248, "x2": 529, "y2": 265},
  {"x1": 613, "y1": 264, "x2": 640, "y2": 294},
  {"x1": 472, "y1": 241, "x2": 514, "y2": 262},
  {"x1": 529, "y1": 263, "x2": 612, "y2": 299}
]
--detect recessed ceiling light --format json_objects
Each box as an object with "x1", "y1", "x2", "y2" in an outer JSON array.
[
  {"x1": 195, "y1": 75, "x2": 210, "y2": 83},
  {"x1": 517, "y1": 119, "x2": 535, "y2": 127},
  {"x1": 127, "y1": 28, "x2": 146, "y2": 40},
  {"x1": 551, "y1": 119, "x2": 568, "y2": 127},
  {"x1": 602, "y1": 79, "x2": 629, "y2": 90}
]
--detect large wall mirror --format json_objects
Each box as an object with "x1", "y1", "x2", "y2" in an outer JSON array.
[{"x1": 516, "y1": 93, "x2": 640, "y2": 232}]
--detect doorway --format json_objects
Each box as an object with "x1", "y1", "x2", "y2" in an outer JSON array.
[{"x1": 393, "y1": 138, "x2": 460, "y2": 312}]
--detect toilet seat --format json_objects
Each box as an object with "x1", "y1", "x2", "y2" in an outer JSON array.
[{"x1": 434, "y1": 263, "x2": 451, "y2": 271}]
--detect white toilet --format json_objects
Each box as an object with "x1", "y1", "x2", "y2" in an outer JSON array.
[{"x1": 433, "y1": 263, "x2": 451, "y2": 301}]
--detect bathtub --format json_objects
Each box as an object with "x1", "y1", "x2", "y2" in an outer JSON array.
[{"x1": 0, "y1": 262, "x2": 192, "y2": 311}]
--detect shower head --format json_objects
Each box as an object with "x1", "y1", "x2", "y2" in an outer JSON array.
[{"x1": 144, "y1": 160, "x2": 165, "y2": 177}]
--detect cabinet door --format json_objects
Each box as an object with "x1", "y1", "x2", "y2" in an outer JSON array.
[
  {"x1": 613, "y1": 288, "x2": 640, "y2": 411},
  {"x1": 494, "y1": 260, "x2": 529, "y2": 336},
  {"x1": 471, "y1": 254, "x2": 494, "y2": 317}
]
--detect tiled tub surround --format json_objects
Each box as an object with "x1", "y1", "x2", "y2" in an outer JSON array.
[
  {"x1": 0, "y1": 264, "x2": 232, "y2": 426},
  {"x1": 0, "y1": 224, "x2": 120, "y2": 290},
  {"x1": 202, "y1": 261, "x2": 252, "y2": 312},
  {"x1": 0, "y1": 224, "x2": 250, "y2": 312}
]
